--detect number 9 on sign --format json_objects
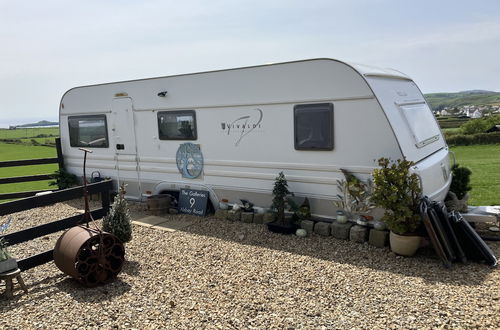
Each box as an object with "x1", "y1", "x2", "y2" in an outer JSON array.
[{"x1": 189, "y1": 198, "x2": 196, "y2": 208}]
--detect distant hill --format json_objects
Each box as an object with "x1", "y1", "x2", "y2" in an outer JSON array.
[
  {"x1": 424, "y1": 90, "x2": 500, "y2": 111},
  {"x1": 15, "y1": 120, "x2": 59, "y2": 128}
]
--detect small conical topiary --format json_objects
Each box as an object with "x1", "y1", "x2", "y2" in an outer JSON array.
[
  {"x1": 272, "y1": 172, "x2": 292, "y2": 224},
  {"x1": 103, "y1": 184, "x2": 132, "y2": 243}
]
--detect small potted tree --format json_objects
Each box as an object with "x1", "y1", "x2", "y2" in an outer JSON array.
[
  {"x1": 0, "y1": 237, "x2": 18, "y2": 273},
  {"x1": 103, "y1": 184, "x2": 132, "y2": 243},
  {"x1": 0, "y1": 218, "x2": 17, "y2": 273},
  {"x1": 371, "y1": 158, "x2": 422, "y2": 256},
  {"x1": 49, "y1": 168, "x2": 79, "y2": 190},
  {"x1": 334, "y1": 169, "x2": 375, "y2": 223},
  {"x1": 445, "y1": 164, "x2": 472, "y2": 213},
  {"x1": 267, "y1": 172, "x2": 298, "y2": 234}
]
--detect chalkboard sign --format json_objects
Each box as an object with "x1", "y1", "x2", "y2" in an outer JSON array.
[{"x1": 178, "y1": 188, "x2": 209, "y2": 216}]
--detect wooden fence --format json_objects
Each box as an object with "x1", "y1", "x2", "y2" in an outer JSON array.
[
  {"x1": 0, "y1": 138, "x2": 64, "y2": 200},
  {"x1": 0, "y1": 180, "x2": 113, "y2": 271}
]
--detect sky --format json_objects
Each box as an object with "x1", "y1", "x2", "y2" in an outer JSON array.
[{"x1": 1, "y1": 0, "x2": 499, "y2": 126}]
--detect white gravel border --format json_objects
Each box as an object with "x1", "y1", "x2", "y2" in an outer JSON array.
[{"x1": 1, "y1": 200, "x2": 499, "y2": 329}]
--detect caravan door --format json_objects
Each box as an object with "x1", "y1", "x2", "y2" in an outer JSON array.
[{"x1": 110, "y1": 98, "x2": 141, "y2": 199}]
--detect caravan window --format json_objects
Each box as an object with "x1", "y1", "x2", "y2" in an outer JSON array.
[
  {"x1": 294, "y1": 103, "x2": 334, "y2": 150},
  {"x1": 158, "y1": 110, "x2": 197, "y2": 140},
  {"x1": 399, "y1": 103, "x2": 441, "y2": 148},
  {"x1": 68, "y1": 115, "x2": 109, "y2": 148}
]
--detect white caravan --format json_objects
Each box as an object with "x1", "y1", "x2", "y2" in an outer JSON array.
[{"x1": 59, "y1": 58, "x2": 452, "y2": 218}]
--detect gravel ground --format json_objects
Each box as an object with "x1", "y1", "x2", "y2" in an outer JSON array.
[{"x1": 1, "y1": 200, "x2": 499, "y2": 329}]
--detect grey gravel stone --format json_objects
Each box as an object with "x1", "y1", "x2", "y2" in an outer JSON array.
[
  {"x1": 314, "y1": 222, "x2": 331, "y2": 236},
  {"x1": 253, "y1": 213, "x2": 264, "y2": 224},
  {"x1": 262, "y1": 213, "x2": 275, "y2": 224},
  {"x1": 369, "y1": 229, "x2": 389, "y2": 248},
  {"x1": 350, "y1": 225, "x2": 369, "y2": 243},
  {"x1": 214, "y1": 209, "x2": 228, "y2": 220},
  {"x1": 241, "y1": 212, "x2": 254, "y2": 223},
  {"x1": 300, "y1": 220, "x2": 315, "y2": 235},
  {"x1": 331, "y1": 221, "x2": 354, "y2": 240},
  {"x1": 227, "y1": 210, "x2": 241, "y2": 221}
]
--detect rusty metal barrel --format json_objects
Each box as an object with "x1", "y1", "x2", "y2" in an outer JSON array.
[
  {"x1": 146, "y1": 194, "x2": 171, "y2": 215},
  {"x1": 53, "y1": 226, "x2": 125, "y2": 287}
]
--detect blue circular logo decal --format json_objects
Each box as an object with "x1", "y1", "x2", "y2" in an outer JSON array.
[{"x1": 176, "y1": 143, "x2": 204, "y2": 179}]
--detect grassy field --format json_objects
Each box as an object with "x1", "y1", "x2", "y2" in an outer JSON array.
[
  {"x1": 0, "y1": 142, "x2": 58, "y2": 200},
  {"x1": 425, "y1": 90, "x2": 500, "y2": 110},
  {"x1": 450, "y1": 144, "x2": 500, "y2": 206},
  {"x1": 0, "y1": 127, "x2": 59, "y2": 139}
]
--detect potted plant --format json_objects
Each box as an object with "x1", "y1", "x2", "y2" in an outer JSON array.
[
  {"x1": 445, "y1": 164, "x2": 472, "y2": 213},
  {"x1": 0, "y1": 237, "x2": 18, "y2": 273},
  {"x1": 267, "y1": 172, "x2": 299, "y2": 234},
  {"x1": 371, "y1": 158, "x2": 422, "y2": 256},
  {"x1": 0, "y1": 218, "x2": 17, "y2": 273},
  {"x1": 103, "y1": 184, "x2": 132, "y2": 243},
  {"x1": 49, "y1": 168, "x2": 79, "y2": 190},
  {"x1": 334, "y1": 169, "x2": 375, "y2": 223}
]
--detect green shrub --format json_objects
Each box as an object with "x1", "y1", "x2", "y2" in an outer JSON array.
[
  {"x1": 271, "y1": 172, "x2": 293, "y2": 224},
  {"x1": 103, "y1": 185, "x2": 132, "y2": 243},
  {"x1": 460, "y1": 115, "x2": 500, "y2": 134},
  {"x1": 445, "y1": 131, "x2": 500, "y2": 146},
  {"x1": 371, "y1": 158, "x2": 422, "y2": 235},
  {"x1": 449, "y1": 164, "x2": 472, "y2": 200},
  {"x1": 49, "y1": 168, "x2": 79, "y2": 189},
  {"x1": 0, "y1": 237, "x2": 10, "y2": 261},
  {"x1": 438, "y1": 118, "x2": 469, "y2": 129}
]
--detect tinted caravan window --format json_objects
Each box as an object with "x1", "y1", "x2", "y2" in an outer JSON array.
[
  {"x1": 158, "y1": 110, "x2": 197, "y2": 140},
  {"x1": 68, "y1": 115, "x2": 109, "y2": 148},
  {"x1": 294, "y1": 103, "x2": 333, "y2": 150}
]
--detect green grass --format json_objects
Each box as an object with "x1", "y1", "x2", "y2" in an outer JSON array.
[
  {"x1": 437, "y1": 118, "x2": 469, "y2": 129},
  {"x1": 450, "y1": 144, "x2": 500, "y2": 206},
  {"x1": 0, "y1": 142, "x2": 58, "y2": 200},
  {"x1": 0, "y1": 127, "x2": 59, "y2": 139},
  {"x1": 442, "y1": 127, "x2": 461, "y2": 133},
  {"x1": 19, "y1": 137, "x2": 57, "y2": 145}
]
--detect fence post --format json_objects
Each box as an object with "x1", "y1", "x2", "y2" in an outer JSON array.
[
  {"x1": 55, "y1": 137, "x2": 64, "y2": 170},
  {"x1": 102, "y1": 189, "x2": 111, "y2": 214}
]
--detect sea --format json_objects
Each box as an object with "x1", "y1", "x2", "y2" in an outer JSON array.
[{"x1": 0, "y1": 117, "x2": 59, "y2": 129}]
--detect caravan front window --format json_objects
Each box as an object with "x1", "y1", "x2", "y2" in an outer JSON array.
[
  {"x1": 399, "y1": 103, "x2": 441, "y2": 148},
  {"x1": 158, "y1": 110, "x2": 197, "y2": 140},
  {"x1": 294, "y1": 103, "x2": 334, "y2": 150},
  {"x1": 68, "y1": 115, "x2": 109, "y2": 148}
]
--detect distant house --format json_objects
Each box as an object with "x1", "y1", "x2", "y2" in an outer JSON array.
[
  {"x1": 8, "y1": 126, "x2": 16, "y2": 130},
  {"x1": 471, "y1": 109, "x2": 482, "y2": 118},
  {"x1": 486, "y1": 125, "x2": 500, "y2": 133}
]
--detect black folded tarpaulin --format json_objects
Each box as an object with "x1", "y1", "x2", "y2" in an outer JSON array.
[{"x1": 419, "y1": 197, "x2": 497, "y2": 267}]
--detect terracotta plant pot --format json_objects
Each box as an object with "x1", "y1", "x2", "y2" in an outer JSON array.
[{"x1": 389, "y1": 231, "x2": 421, "y2": 256}]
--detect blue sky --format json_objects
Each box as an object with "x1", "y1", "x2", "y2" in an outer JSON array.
[{"x1": 1, "y1": 0, "x2": 499, "y2": 125}]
